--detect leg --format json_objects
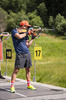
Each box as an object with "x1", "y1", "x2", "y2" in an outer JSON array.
[
  {"x1": 25, "y1": 67, "x2": 31, "y2": 86},
  {"x1": 11, "y1": 68, "x2": 19, "y2": 93},
  {"x1": 25, "y1": 67, "x2": 31, "y2": 80},
  {"x1": 11, "y1": 68, "x2": 19, "y2": 82},
  {"x1": 0, "y1": 62, "x2": 5, "y2": 79},
  {"x1": 26, "y1": 67, "x2": 36, "y2": 90}
]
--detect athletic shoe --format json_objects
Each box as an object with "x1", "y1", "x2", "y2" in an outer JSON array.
[
  {"x1": 0, "y1": 75, "x2": 5, "y2": 79},
  {"x1": 27, "y1": 85, "x2": 36, "y2": 90},
  {"x1": 10, "y1": 86, "x2": 15, "y2": 93}
]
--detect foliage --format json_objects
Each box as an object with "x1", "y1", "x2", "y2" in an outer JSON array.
[
  {"x1": 45, "y1": 0, "x2": 66, "y2": 17},
  {"x1": 6, "y1": 12, "x2": 17, "y2": 31},
  {"x1": 61, "y1": 20, "x2": 66, "y2": 35},
  {"x1": 0, "y1": 0, "x2": 66, "y2": 35},
  {"x1": 48, "y1": 16, "x2": 54, "y2": 28},
  {"x1": 28, "y1": 10, "x2": 44, "y2": 27},
  {"x1": 37, "y1": 2, "x2": 47, "y2": 25},
  {"x1": 26, "y1": 0, "x2": 37, "y2": 12},
  {"x1": 0, "y1": 7, "x2": 8, "y2": 32},
  {"x1": 0, "y1": 0, "x2": 27, "y2": 13},
  {"x1": 6, "y1": 10, "x2": 44, "y2": 31},
  {"x1": 30, "y1": 16, "x2": 44, "y2": 27},
  {"x1": 6, "y1": 10, "x2": 29, "y2": 32},
  {"x1": 54, "y1": 13, "x2": 66, "y2": 35},
  {"x1": 28, "y1": 10, "x2": 38, "y2": 20},
  {"x1": 49, "y1": 14, "x2": 66, "y2": 35}
]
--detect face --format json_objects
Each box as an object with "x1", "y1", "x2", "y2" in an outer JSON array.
[{"x1": 21, "y1": 25, "x2": 28, "y2": 30}]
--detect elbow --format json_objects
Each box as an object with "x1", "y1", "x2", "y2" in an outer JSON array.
[
  {"x1": 26, "y1": 43, "x2": 30, "y2": 48},
  {"x1": 27, "y1": 44, "x2": 30, "y2": 48},
  {"x1": 18, "y1": 36, "x2": 22, "y2": 39},
  {"x1": 15, "y1": 33, "x2": 26, "y2": 39},
  {"x1": 17, "y1": 35, "x2": 24, "y2": 39},
  {"x1": 27, "y1": 45, "x2": 30, "y2": 48}
]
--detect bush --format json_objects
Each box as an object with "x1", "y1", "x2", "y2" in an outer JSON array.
[
  {"x1": 49, "y1": 16, "x2": 54, "y2": 28},
  {"x1": 60, "y1": 20, "x2": 66, "y2": 35},
  {"x1": 28, "y1": 10, "x2": 44, "y2": 27},
  {"x1": 6, "y1": 10, "x2": 29, "y2": 32},
  {"x1": 49, "y1": 13, "x2": 66, "y2": 35},
  {"x1": 6, "y1": 12, "x2": 17, "y2": 32},
  {"x1": 6, "y1": 10, "x2": 44, "y2": 32},
  {"x1": 54, "y1": 13, "x2": 66, "y2": 35}
]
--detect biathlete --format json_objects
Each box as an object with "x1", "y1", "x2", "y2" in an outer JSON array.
[{"x1": 11, "y1": 20, "x2": 36, "y2": 93}]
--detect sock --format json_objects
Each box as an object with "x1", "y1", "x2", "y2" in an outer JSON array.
[
  {"x1": 27, "y1": 79, "x2": 30, "y2": 86},
  {"x1": 11, "y1": 81, "x2": 14, "y2": 88}
]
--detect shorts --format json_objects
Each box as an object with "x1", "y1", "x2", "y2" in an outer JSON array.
[{"x1": 15, "y1": 52, "x2": 32, "y2": 69}]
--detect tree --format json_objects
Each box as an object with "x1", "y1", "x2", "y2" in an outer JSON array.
[
  {"x1": 0, "y1": 7, "x2": 8, "y2": 33},
  {"x1": 49, "y1": 16, "x2": 54, "y2": 28},
  {"x1": 37, "y1": 3, "x2": 47, "y2": 26},
  {"x1": 6, "y1": 10, "x2": 29, "y2": 32},
  {"x1": 54, "y1": 13, "x2": 66, "y2": 35},
  {"x1": 26, "y1": 0, "x2": 38, "y2": 13},
  {"x1": 61, "y1": 20, "x2": 66, "y2": 35},
  {"x1": 45, "y1": 0, "x2": 66, "y2": 17},
  {"x1": 0, "y1": 0, "x2": 27, "y2": 13},
  {"x1": 28, "y1": 10, "x2": 44, "y2": 27}
]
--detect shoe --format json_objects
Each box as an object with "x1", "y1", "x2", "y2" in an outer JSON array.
[
  {"x1": 0, "y1": 75, "x2": 5, "y2": 79},
  {"x1": 27, "y1": 85, "x2": 36, "y2": 90},
  {"x1": 10, "y1": 86, "x2": 15, "y2": 93}
]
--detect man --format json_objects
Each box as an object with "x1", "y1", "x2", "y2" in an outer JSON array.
[{"x1": 11, "y1": 20, "x2": 36, "y2": 93}]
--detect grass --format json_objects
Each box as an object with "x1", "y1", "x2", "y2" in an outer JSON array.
[{"x1": 1, "y1": 33, "x2": 66, "y2": 88}]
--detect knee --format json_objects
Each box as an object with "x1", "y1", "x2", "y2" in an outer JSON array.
[
  {"x1": 26, "y1": 67, "x2": 30, "y2": 72},
  {"x1": 14, "y1": 68, "x2": 19, "y2": 74}
]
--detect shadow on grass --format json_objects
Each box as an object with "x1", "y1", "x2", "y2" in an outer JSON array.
[
  {"x1": 61, "y1": 37, "x2": 66, "y2": 40},
  {"x1": 43, "y1": 32, "x2": 66, "y2": 40}
]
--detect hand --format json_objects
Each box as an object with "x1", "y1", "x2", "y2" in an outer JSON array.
[
  {"x1": 18, "y1": 29, "x2": 27, "y2": 33},
  {"x1": 28, "y1": 29, "x2": 34, "y2": 35},
  {"x1": 38, "y1": 28, "x2": 42, "y2": 32},
  {"x1": 32, "y1": 33, "x2": 36, "y2": 39}
]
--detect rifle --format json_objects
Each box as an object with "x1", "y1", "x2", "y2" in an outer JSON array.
[
  {"x1": 17, "y1": 26, "x2": 55, "y2": 39},
  {"x1": 28, "y1": 26, "x2": 55, "y2": 38}
]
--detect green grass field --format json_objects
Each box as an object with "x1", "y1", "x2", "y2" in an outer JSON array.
[{"x1": 1, "y1": 33, "x2": 66, "y2": 88}]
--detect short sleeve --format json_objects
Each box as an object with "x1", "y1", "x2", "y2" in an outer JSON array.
[{"x1": 12, "y1": 29, "x2": 17, "y2": 37}]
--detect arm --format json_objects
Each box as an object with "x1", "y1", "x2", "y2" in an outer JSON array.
[
  {"x1": 26, "y1": 39, "x2": 34, "y2": 48},
  {"x1": 15, "y1": 33, "x2": 26, "y2": 39}
]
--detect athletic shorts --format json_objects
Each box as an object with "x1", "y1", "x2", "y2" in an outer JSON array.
[{"x1": 15, "y1": 52, "x2": 32, "y2": 69}]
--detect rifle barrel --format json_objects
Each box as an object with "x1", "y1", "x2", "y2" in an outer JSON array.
[{"x1": 42, "y1": 29, "x2": 55, "y2": 31}]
